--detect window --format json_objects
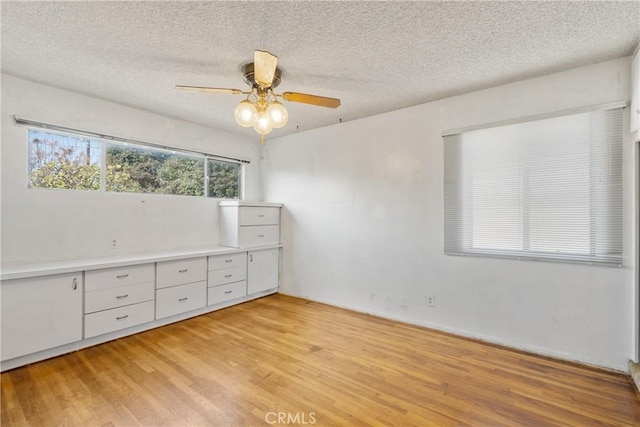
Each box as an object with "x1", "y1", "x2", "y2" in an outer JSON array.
[
  {"x1": 106, "y1": 143, "x2": 205, "y2": 196},
  {"x1": 28, "y1": 129, "x2": 242, "y2": 199},
  {"x1": 443, "y1": 106, "x2": 623, "y2": 266},
  {"x1": 28, "y1": 130, "x2": 101, "y2": 191},
  {"x1": 207, "y1": 159, "x2": 241, "y2": 199}
]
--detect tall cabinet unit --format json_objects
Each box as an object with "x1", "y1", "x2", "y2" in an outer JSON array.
[
  {"x1": 220, "y1": 201, "x2": 282, "y2": 295},
  {"x1": 1, "y1": 273, "x2": 83, "y2": 361},
  {"x1": 220, "y1": 201, "x2": 282, "y2": 248}
]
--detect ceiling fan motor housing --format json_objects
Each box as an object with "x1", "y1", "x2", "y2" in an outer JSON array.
[{"x1": 242, "y1": 62, "x2": 282, "y2": 89}]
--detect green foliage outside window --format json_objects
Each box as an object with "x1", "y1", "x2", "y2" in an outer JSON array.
[
  {"x1": 31, "y1": 162, "x2": 101, "y2": 190},
  {"x1": 208, "y1": 159, "x2": 240, "y2": 199},
  {"x1": 106, "y1": 144, "x2": 205, "y2": 196}
]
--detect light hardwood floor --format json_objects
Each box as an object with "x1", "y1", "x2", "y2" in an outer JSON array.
[{"x1": 2, "y1": 294, "x2": 639, "y2": 426}]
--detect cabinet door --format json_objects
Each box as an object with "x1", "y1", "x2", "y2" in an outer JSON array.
[
  {"x1": 1, "y1": 273, "x2": 83, "y2": 361},
  {"x1": 247, "y1": 248, "x2": 279, "y2": 294}
]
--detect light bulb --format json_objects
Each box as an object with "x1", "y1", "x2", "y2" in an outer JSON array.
[
  {"x1": 253, "y1": 111, "x2": 273, "y2": 135},
  {"x1": 234, "y1": 100, "x2": 258, "y2": 127},
  {"x1": 266, "y1": 101, "x2": 288, "y2": 128}
]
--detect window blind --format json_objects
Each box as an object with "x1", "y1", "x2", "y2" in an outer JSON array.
[{"x1": 443, "y1": 106, "x2": 623, "y2": 266}]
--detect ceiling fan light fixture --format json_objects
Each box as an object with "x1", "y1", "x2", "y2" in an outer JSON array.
[
  {"x1": 176, "y1": 50, "x2": 341, "y2": 142},
  {"x1": 267, "y1": 101, "x2": 288, "y2": 128},
  {"x1": 253, "y1": 111, "x2": 273, "y2": 135},
  {"x1": 234, "y1": 100, "x2": 258, "y2": 127}
]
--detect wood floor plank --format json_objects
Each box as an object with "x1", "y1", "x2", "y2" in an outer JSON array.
[{"x1": 1, "y1": 294, "x2": 639, "y2": 426}]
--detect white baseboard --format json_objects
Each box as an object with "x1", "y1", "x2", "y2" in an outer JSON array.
[{"x1": 277, "y1": 291, "x2": 628, "y2": 373}]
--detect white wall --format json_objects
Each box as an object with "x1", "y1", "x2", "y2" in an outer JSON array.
[
  {"x1": 262, "y1": 57, "x2": 637, "y2": 370},
  {"x1": 1, "y1": 74, "x2": 260, "y2": 264}
]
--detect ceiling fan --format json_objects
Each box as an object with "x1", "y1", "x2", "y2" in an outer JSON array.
[{"x1": 176, "y1": 50, "x2": 341, "y2": 142}]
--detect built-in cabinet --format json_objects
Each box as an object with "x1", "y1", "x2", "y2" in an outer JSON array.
[
  {"x1": 220, "y1": 201, "x2": 282, "y2": 248},
  {"x1": 631, "y1": 46, "x2": 640, "y2": 134},
  {"x1": 1, "y1": 273, "x2": 83, "y2": 361},
  {"x1": 1, "y1": 202, "x2": 282, "y2": 370}
]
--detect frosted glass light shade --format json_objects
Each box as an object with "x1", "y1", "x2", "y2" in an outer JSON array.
[
  {"x1": 253, "y1": 111, "x2": 273, "y2": 135},
  {"x1": 234, "y1": 100, "x2": 258, "y2": 127},
  {"x1": 267, "y1": 101, "x2": 288, "y2": 128}
]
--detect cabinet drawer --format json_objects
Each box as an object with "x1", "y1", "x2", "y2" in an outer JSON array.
[
  {"x1": 239, "y1": 207, "x2": 280, "y2": 226},
  {"x1": 156, "y1": 257, "x2": 207, "y2": 289},
  {"x1": 239, "y1": 225, "x2": 279, "y2": 247},
  {"x1": 208, "y1": 252, "x2": 247, "y2": 271},
  {"x1": 208, "y1": 281, "x2": 247, "y2": 306},
  {"x1": 84, "y1": 300, "x2": 154, "y2": 339},
  {"x1": 208, "y1": 266, "x2": 247, "y2": 287},
  {"x1": 156, "y1": 281, "x2": 206, "y2": 319},
  {"x1": 85, "y1": 281, "x2": 154, "y2": 314},
  {"x1": 86, "y1": 264, "x2": 154, "y2": 291}
]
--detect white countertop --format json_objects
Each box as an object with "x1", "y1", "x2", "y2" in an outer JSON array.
[
  {"x1": 0, "y1": 244, "x2": 282, "y2": 281},
  {"x1": 218, "y1": 200, "x2": 283, "y2": 207}
]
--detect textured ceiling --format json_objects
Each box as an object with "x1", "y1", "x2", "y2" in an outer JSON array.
[{"x1": 2, "y1": 1, "x2": 639, "y2": 140}]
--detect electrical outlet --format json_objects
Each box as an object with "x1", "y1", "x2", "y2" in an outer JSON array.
[
  {"x1": 112, "y1": 239, "x2": 117, "y2": 248},
  {"x1": 427, "y1": 296, "x2": 436, "y2": 307}
]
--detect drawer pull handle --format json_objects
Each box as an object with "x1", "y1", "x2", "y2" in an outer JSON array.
[
  {"x1": 225, "y1": 259, "x2": 233, "y2": 263},
  {"x1": 224, "y1": 290, "x2": 233, "y2": 294},
  {"x1": 258, "y1": 214, "x2": 265, "y2": 217},
  {"x1": 72, "y1": 278, "x2": 78, "y2": 290},
  {"x1": 116, "y1": 315, "x2": 129, "y2": 320},
  {"x1": 178, "y1": 297, "x2": 188, "y2": 302},
  {"x1": 258, "y1": 234, "x2": 265, "y2": 238},
  {"x1": 116, "y1": 294, "x2": 129, "y2": 299},
  {"x1": 224, "y1": 274, "x2": 232, "y2": 278},
  {"x1": 178, "y1": 269, "x2": 188, "y2": 273},
  {"x1": 116, "y1": 274, "x2": 129, "y2": 279}
]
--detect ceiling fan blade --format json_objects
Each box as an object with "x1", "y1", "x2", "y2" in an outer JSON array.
[
  {"x1": 282, "y1": 92, "x2": 341, "y2": 108},
  {"x1": 254, "y1": 50, "x2": 278, "y2": 88},
  {"x1": 175, "y1": 85, "x2": 245, "y2": 95}
]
